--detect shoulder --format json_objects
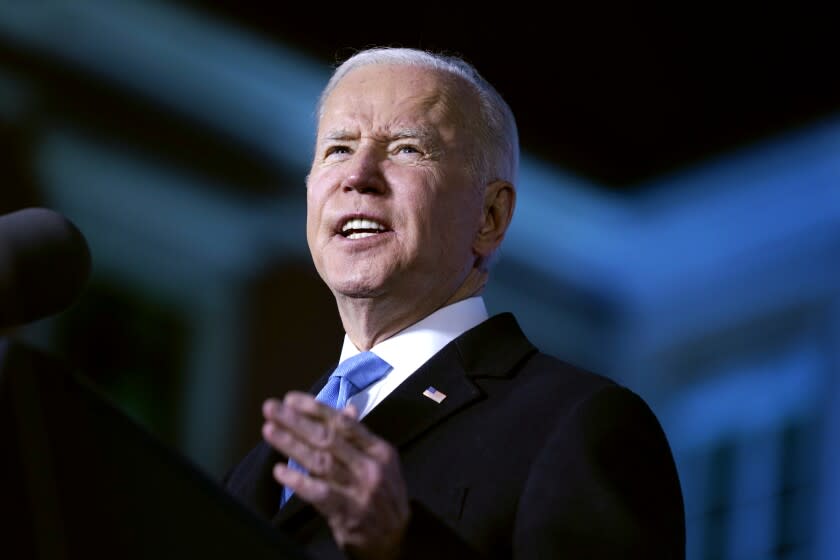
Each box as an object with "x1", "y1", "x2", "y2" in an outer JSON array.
[
  {"x1": 508, "y1": 347, "x2": 686, "y2": 557},
  {"x1": 506, "y1": 332, "x2": 677, "y2": 485},
  {"x1": 455, "y1": 312, "x2": 664, "y2": 450},
  {"x1": 451, "y1": 310, "x2": 649, "y2": 411}
]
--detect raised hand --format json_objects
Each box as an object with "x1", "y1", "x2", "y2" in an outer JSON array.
[{"x1": 262, "y1": 392, "x2": 410, "y2": 560}]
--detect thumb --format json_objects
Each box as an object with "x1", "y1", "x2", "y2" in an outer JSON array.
[{"x1": 343, "y1": 403, "x2": 359, "y2": 420}]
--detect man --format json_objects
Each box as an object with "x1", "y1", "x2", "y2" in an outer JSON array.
[{"x1": 225, "y1": 47, "x2": 685, "y2": 559}]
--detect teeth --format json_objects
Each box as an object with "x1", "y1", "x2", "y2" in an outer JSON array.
[
  {"x1": 341, "y1": 218, "x2": 387, "y2": 232},
  {"x1": 347, "y1": 232, "x2": 378, "y2": 240}
]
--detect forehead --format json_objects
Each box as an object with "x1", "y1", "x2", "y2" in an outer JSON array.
[{"x1": 318, "y1": 64, "x2": 472, "y2": 136}]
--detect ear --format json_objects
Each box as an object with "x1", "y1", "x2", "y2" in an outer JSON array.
[{"x1": 473, "y1": 180, "x2": 516, "y2": 262}]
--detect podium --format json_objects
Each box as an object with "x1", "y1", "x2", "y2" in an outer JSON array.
[{"x1": 0, "y1": 338, "x2": 308, "y2": 559}]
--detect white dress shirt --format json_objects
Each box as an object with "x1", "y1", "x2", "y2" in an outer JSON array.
[{"x1": 340, "y1": 297, "x2": 489, "y2": 419}]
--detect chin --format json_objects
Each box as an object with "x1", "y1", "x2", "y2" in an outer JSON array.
[{"x1": 327, "y1": 275, "x2": 389, "y2": 300}]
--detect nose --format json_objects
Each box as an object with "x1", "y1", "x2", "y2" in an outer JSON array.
[{"x1": 340, "y1": 145, "x2": 387, "y2": 195}]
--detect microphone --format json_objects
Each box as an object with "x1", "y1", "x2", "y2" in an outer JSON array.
[{"x1": 0, "y1": 208, "x2": 92, "y2": 329}]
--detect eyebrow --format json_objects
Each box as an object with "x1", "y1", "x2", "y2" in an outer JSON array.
[
  {"x1": 389, "y1": 127, "x2": 438, "y2": 143},
  {"x1": 321, "y1": 126, "x2": 439, "y2": 144},
  {"x1": 322, "y1": 129, "x2": 357, "y2": 142}
]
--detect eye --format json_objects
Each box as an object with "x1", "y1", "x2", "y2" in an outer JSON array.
[
  {"x1": 325, "y1": 145, "x2": 351, "y2": 158},
  {"x1": 394, "y1": 144, "x2": 422, "y2": 156}
]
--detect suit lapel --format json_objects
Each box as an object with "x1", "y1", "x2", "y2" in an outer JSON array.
[
  {"x1": 271, "y1": 313, "x2": 536, "y2": 528},
  {"x1": 365, "y1": 313, "x2": 536, "y2": 449},
  {"x1": 270, "y1": 345, "x2": 482, "y2": 527},
  {"x1": 361, "y1": 342, "x2": 481, "y2": 446}
]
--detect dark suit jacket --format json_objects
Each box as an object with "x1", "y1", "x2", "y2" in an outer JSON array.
[{"x1": 225, "y1": 313, "x2": 685, "y2": 559}]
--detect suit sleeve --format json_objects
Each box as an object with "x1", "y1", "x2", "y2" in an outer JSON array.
[{"x1": 513, "y1": 385, "x2": 685, "y2": 559}]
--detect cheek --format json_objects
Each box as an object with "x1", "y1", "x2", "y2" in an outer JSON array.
[
  {"x1": 305, "y1": 178, "x2": 328, "y2": 228},
  {"x1": 305, "y1": 191, "x2": 327, "y2": 262},
  {"x1": 434, "y1": 184, "x2": 481, "y2": 233},
  {"x1": 304, "y1": 196, "x2": 317, "y2": 237},
  {"x1": 408, "y1": 195, "x2": 479, "y2": 265}
]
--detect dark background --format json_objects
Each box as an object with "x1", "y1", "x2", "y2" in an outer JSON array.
[
  {"x1": 2, "y1": 3, "x2": 840, "y2": 559},
  {"x1": 180, "y1": 2, "x2": 839, "y2": 186}
]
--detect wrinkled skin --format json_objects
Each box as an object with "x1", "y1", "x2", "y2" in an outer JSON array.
[{"x1": 264, "y1": 63, "x2": 515, "y2": 559}]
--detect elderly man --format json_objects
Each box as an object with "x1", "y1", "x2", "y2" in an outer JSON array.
[{"x1": 225, "y1": 48, "x2": 685, "y2": 559}]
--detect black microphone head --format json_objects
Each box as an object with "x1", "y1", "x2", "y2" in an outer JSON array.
[{"x1": 0, "y1": 208, "x2": 92, "y2": 329}]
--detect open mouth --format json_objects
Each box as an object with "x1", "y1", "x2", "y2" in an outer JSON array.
[{"x1": 339, "y1": 218, "x2": 390, "y2": 240}]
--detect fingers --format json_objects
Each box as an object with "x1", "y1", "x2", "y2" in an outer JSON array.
[
  {"x1": 273, "y1": 462, "x2": 336, "y2": 505},
  {"x1": 273, "y1": 462, "x2": 378, "y2": 535},
  {"x1": 264, "y1": 397, "x2": 330, "y2": 446},
  {"x1": 343, "y1": 403, "x2": 359, "y2": 419},
  {"x1": 263, "y1": 394, "x2": 380, "y2": 481},
  {"x1": 265, "y1": 394, "x2": 378, "y2": 454},
  {"x1": 272, "y1": 445, "x2": 405, "y2": 532},
  {"x1": 263, "y1": 420, "x2": 357, "y2": 485},
  {"x1": 263, "y1": 393, "x2": 409, "y2": 557},
  {"x1": 263, "y1": 394, "x2": 400, "y2": 494},
  {"x1": 279, "y1": 391, "x2": 339, "y2": 420}
]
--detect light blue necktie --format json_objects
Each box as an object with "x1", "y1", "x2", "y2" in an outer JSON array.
[{"x1": 280, "y1": 351, "x2": 391, "y2": 507}]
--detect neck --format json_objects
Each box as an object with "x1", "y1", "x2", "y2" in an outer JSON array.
[{"x1": 336, "y1": 268, "x2": 488, "y2": 350}]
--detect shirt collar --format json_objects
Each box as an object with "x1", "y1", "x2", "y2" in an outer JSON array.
[{"x1": 338, "y1": 297, "x2": 489, "y2": 373}]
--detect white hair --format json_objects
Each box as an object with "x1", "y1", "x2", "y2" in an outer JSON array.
[{"x1": 316, "y1": 47, "x2": 520, "y2": 185}]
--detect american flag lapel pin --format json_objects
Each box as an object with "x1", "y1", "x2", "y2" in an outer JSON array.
[{"x1": 422, "y1": 386, "x2": 447, "y2": 404}]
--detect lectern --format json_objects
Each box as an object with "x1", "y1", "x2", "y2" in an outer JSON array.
[{"x1": 0, "y1": 338, "x2": 308, "y2": 559}]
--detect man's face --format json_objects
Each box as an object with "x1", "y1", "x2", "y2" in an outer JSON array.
[{"x1": 306, "y1": 64, "x2": 485, "y2": 305}]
